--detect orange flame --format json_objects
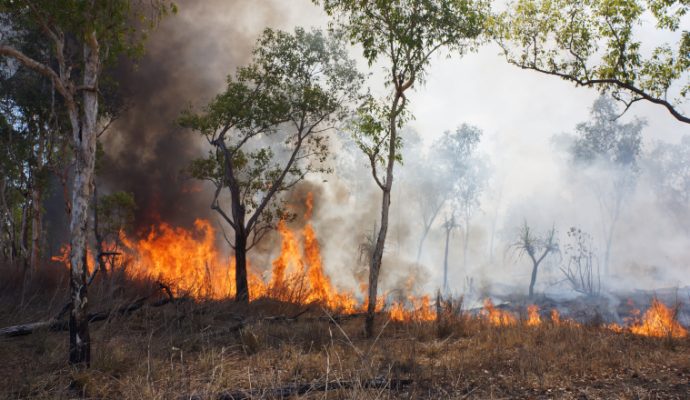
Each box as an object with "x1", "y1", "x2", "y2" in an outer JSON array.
[
  {"x1": 482, "y1": 299, "x2": 517, "y2": 326},
  {"x1": 628, "y1": 299, "x2": 687, "y2": 338},
  {"x1": 389, "y1": 295, "x2": 435, "y2": 322},
  {"x1": 550, "y1": 309, "x2": 561, "y2": 325},
  {"x1": 526, "y1": 304, "x2": 541, "y2": 326},
  {"x1": 121, "y1": 219, "x2": 267, "y2": 300}
]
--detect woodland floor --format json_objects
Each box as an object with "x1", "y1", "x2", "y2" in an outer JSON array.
[{"x1": 1, "y1": 271, "x2": 690, "y2": 399}]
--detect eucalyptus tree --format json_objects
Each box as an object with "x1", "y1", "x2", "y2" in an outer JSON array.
[
  {"x1": 319, "y1": 0, "x2": 489, "y2": 337},
  {"x1": 570, "y1": 96, "x2": 644, "y2": 277},
  {"x1": 495, "y1": 0, "x2": 690, "y2": 123},
  {"x1": 0, "y1": 29, "x2": 68, "y2": 271},
  {"x1": 180, "y1": 28, "x2": 362, "y2": 303},
  {"x1": 0, "y1": 0, "x2": 174, "y2": 366}
]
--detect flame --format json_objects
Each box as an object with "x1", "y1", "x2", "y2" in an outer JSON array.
[
  {"x1": 628, "y1": 299, "x2": 687, "y2": 338},
  {"x1": 389, "y1": 295, "x2": 435, "y2": 322},
  {"x1": 267, "y1": 193, "x2": 357, "y2": 312},
  {"x1": 121, "y1": 219, "x2": 267, "y2": 300},
  {"x1": 51, "y1": 245, "x2": 96, "y2": 274},
  {"x1": 482, "y1": 299, "x2": 517, "y2": 326},
  {"x1": 526, "y1": 304, "x2": 541, "y2": 326},
  {"x1": 550, "y1": 309, "x2": 561, "y2": 325}
]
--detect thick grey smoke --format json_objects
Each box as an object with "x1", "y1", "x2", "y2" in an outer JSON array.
[{"x1": 100, "y1": 0, "x2": 293, "y2": 230}]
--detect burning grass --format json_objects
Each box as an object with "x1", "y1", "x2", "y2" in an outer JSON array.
[{"x1": 1, "y1": 285, "x2": 689, "y2": 399}]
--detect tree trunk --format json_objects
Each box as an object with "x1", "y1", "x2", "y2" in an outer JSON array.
[
  {"x1": 68, "y1": 36, "x2": 99, "y2": 367},
  {"x1": 462, "y1": 222, "x2": 469, "y2": 273},
  {"x1": 234, "y1": 227, "x2": 249, "y2": 303},
  {"x1": 415, "y1": 227, "x2": 430, "y2": 264},
  {"x1": 528, "y1": 261, "x2": 539, "y2": 299},
  {"x1": 366, "y1": 186, "x2": 390, "y2": 337},
  {"x1": 365, "y1": 91, "x2": 402, "y2": 338},
  {"x1": 29, "y1": 187, "x2": 42, "y2": 271},
  {"x1": 442, "y1": 226, "x2": 451, "y2": 294},
  {"x1": 19, "y1": 196, "x2": 29, "y2": 268},
  {"x1": 230, "y1": 172, "x2": 249, "y2": 303}
]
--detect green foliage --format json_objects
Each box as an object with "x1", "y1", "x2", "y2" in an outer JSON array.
[
  {"x1": 321, "y1": 0, "x2": 489, "y2": 182},
  {"x1": 97, "y1": 191, "x2": 136, "y2": 242},
  {"x1": 1, "y1": 0, "x2": 176, "y2": 64},
  {"x1": 571, "y1": 96, "x2": 645, "y2": 168},
  {"x1": 320, "y1": 0, "x2": 489, "y2": 84},
  {"x1": 433, "y1": 124, "x2": 490, "y2": 216},
  {"x1": 181, "y1": 27, "x2": 362, "y2": 247},
  {"x1": 494, "y1": 0, "x2": 690, "y2": 122}
]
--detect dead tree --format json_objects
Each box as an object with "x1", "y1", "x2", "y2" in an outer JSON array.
[
  {"x1": 561, "y1": 227, "x2": 601, "y2": 297},
  {"x1": 513, "y1": 222, "x2": 558, "y2": 298}
]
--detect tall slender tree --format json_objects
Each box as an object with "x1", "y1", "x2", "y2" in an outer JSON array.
[{"x1": 319, "y1": 0, "x2": 489, "y2": 337}]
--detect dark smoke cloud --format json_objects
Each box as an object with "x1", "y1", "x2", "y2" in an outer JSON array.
[{"x1": 101, "y1": 0, "x2": 284, "y2": 231}]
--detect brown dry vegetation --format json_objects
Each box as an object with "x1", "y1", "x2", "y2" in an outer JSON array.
[{"x1": 1, "y1": 267, "x2": 689, "y2": 399}]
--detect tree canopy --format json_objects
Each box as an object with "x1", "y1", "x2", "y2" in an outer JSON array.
[{"x1": 495, "y1": 0, "x2": 690, "y2": 123}]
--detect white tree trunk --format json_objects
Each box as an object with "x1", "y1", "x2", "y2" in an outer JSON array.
[{"x1": 68, "y1": 34, "x2": 99, "y2": 366}]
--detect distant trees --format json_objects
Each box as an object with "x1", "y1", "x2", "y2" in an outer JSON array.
[
  {"x1": 435, "y1": 124, "x2": 489, "y2": 271},
  {"x1": 645, "y1": 136, "x2": 690, "y2": 232},
  {"x1": 569, "y1": 96, "x2": 644, "y2": 277},
  {"x1": 180, "y1": 28, "x2": 362, "y2": 303},
  {"x1": 320, "y1": 0, "x2": 489, "y2": 337},
  {"x1": 495, "y1": 0, "x2": 690, "y2": 123},
  {"x1": 512, "y1": 222, "x2": 558, "y2": 298},
  {"x1": 0, "y1": 0, "x2": 174, "y2": 367}
]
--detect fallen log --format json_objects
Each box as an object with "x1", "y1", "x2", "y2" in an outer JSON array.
[
  {"x1": 184, "y1": 377, "x2": 413, "y2": 400},
  {"x1": 1, "y1": 283, "x2": 177, "y2": 338}
]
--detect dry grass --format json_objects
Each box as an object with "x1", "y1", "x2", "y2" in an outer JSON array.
[{"x1": 1, "y1": 272, "x2": 689, "y2": 399}]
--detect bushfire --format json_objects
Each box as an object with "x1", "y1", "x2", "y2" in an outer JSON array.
[{"x1": 52, "y1": 194, "x2": 687, "y2": 339}]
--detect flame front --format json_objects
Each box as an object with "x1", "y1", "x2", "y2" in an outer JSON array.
[
  {"x1": 49, "y1": 194, "x2": 689, "y2": 338},
  {"x1": 121, "y1": 219, "x2": 267, "y2": 300},
  {"x1": 628, "y1": 299, "x2": 687, "y2": 338}
]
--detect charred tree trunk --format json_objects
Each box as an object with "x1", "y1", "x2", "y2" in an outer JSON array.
[
  {"x1": 67, "y1": 34, "x2": 100, "y2": 367},
  {"x1": 527, "y1": 250, "x2": 550, "y2": 299},
  {"x1": 528, "y1": 262, "x2": 539, "y2": 299},
  {"x1": 234, "y1": 220, "x2": 249, "y2": 303}
]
